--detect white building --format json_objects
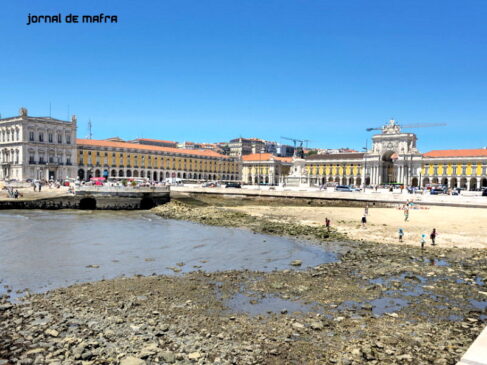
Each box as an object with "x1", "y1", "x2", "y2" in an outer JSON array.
[{"x1": 0, "y1": 107, "x2": 77, "y2": 181}]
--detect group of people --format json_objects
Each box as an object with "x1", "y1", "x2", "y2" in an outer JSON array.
[
  {"x1": 3, "y1": 186, "x2": 22, "y2": 199},
  {"x1": 32, "y1": 179, "x2": 63, "y2": 192},
  {"x1": 355, "y1": 203, "x2": 440, "y2": 249},
  {"x1": 399, "y1": 227, "x2": 438, "y2": 248}
]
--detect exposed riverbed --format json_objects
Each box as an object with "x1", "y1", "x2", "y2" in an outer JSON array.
[{"x1": 1, "y1": 201, "x2": 487, "y2": 364}]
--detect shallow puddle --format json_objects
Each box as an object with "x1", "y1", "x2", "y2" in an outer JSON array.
[{"x1": 225, "y1": 291, "x2": 321, "y2": 316}]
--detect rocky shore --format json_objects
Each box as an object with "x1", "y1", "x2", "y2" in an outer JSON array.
[
  {"x1": 1, "y1": 199, "x2": 486, "y2": 364},
  {"x1": 153, "y1": 199, "x2": 347, "y2": 242}
]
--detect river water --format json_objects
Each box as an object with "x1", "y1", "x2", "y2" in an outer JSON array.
[{"x1": 0, "y1": 210, "x2": 340, "y2": 297}]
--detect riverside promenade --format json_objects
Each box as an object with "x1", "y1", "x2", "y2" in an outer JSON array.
[
  {"x1": 171, "y1": 185, "x2": 487, "y2": 208},
  {"x1": 1, "y1": 184, "x2": 486, "y2": 208},
  {"x1": 0, "y1": 185, "x2": 170, "y2": 209}
]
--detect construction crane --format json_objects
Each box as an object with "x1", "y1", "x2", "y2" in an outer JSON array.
[
  {"x1": 280, "y1": 136, "x2": 311, "y2": 148},
  {"x1": 366, "y1": 119, "x2": 446, "y2": 132}
]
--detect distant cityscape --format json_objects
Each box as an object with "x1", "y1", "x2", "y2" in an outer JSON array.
[{"x1": 109, "y1": 135, "x2": 357, "y2": 158}]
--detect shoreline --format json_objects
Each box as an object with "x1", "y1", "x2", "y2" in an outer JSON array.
[{"x1": 1, "y1": 200, "x2": 486, "y2": 364}]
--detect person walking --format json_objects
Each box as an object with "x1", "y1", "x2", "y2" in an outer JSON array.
[
  {"x1": 404, "y1": 206, "x2": 409, "y2": 222},
  {"x1": 398, "y1": 228, "x2": 404, "y2": 242},
  {"x1": 421, "y1": 234, "x2": 426, "y2": 249},
  {"x1": 430, "y1": 228, "x2": 437, "y2": 246},
  {"x1": 324, "y1": 217, "x2": 331, "y2": 232},
  {"x1": 361, "y1": 215, "x2": 367, "y2": 228},
  {"x1": 364, "y1": 204, "x2": 369, "y2": 216}
]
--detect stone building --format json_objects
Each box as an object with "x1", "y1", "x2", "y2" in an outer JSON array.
[
  {"x1": 241, "y1": 153, "x2": 292, "y2": 185},
  {"x1": 76, "y1": 138, "x2": 240, "y2": 182},
  {"x1": 228, "y1": 138, "x2": 266, "y2": 157},
  {"x1": 0, "y1": 108, "x2": 77, "y2": 181}
]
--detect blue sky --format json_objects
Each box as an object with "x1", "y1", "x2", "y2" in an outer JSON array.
[{"x1": 1, "y1": 0, "x2": 486, "y2": 151}]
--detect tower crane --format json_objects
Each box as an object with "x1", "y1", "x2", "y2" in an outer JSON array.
[
  {"x1": 280, "y1": 136, "x2": 311, "y2": 148},
  {"x1": 366, "y1": 119, "x2": 446, "y2": 132}
]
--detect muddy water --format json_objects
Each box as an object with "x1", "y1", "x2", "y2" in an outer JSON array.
[{"x1": 0, "y1": 210, "x2": 340, "y2": 297}]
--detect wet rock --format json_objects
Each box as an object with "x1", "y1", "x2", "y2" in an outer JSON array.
[
  {"x1": 120, "y1": 357, "x2": 146, "y2": 365},
  {"x1": 310, "y1": 321, "x2": 323, "y2": 330},
  {"x1": 188, "y1": 352, "x2": 202, "y2": 360},
  {"x1": 45, "y1": 329, "x2": 59, "y2": 337},
  {"x1": 140, "y1": 343, "x2": 158, "y2": 358},
  {"x1": 0, "y1": 303, "x2": 13, "y2": 311},
  {"x1": 290, "y1": 260, "x2": 302, "y2": 267},
  {"x1": 361, "y1": 304, "x2": 373, "y2": 311},
  {"x1": 161, "y1": 351, "x2": 176, "y2": 363},
  {"x1": 292, "y1": 322, "x2": 305, "y2": 330}
]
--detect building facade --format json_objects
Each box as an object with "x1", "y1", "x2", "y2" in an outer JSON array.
[
  {"x1": 0, "y1": 108, "x2": 77, "y2": 181},
  {"x1": 229, "y1": 138, "x2": 266, "y2": 157},
  {"x1": 287, "y1": 120, "x2": 487, "y2": 190},
  {"x1": 76, "y1": 138, "x2": 240, "y2": 182},
  {"x1": 242, "y1": 153, "x2": 292, "y2": 185}
]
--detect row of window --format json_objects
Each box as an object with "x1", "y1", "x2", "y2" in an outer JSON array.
[
  {"x1": 423, "y1": 164, "x2": 487, "y2": 176},
  {"x1": 0, "y1": 128, "x2": 20, "y2": 142},
  {"x1": 28, "y1": 131, "x2": 71, "y2": 144},
  {"x1": 83, "y1": 150, "x2": 235, "y2": 163},
  {"x1": 28, "y1": 156, "x2": 72, "y2": 164},
  {"x1": 79, "y1": 160, "x2": 234, "y2": 172}
]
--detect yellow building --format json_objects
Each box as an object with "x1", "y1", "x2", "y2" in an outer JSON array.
[
  {"x1": 76, "y1": 138, "x2": 240, "y2": 182},
  {"x1": 303, "y1": 153, "x2": 364, "y2": 186},
  {"x1": 420, "y1": 149, "x2": 487, "y2": 189},
  {"x1": 241, "y1": 153, "x2": 292, "y2": 185}
]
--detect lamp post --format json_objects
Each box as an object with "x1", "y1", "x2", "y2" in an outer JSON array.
[
  {"x1": 417, "y1": 167, "x2": 422, "y2": 189},
  {"x1": 362, "y1": 139, "x2": 368, "y2": 189}
]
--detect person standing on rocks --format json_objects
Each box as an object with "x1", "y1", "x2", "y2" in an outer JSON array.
[
  {"x1": 421, "y1": 234, "x2": 426, "y2": 249},
  {"x1": 430, "y1": 228, "x2": 437, "y2": 246},
  {"x1": 398, "y1": 228, "x2": 404, "y2": 242}
]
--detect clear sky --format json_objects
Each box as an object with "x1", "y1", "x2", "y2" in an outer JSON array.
[{"x1": 1, "y1": 0, "x2": 486, "y2": 152}]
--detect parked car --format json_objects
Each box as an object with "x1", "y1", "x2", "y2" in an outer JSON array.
[
  {"x1": 335, "y1": 185, "x2": 353, "y2": 192},
  {"x1": 430, "y1": 188, "x2": 446, "y2": 195},
  {"x1": 202, "y1": 182, "x2": 217, "y2": 188},
  {"x1": 225, "y1": 182, "x2": 241, "y2": 188}
]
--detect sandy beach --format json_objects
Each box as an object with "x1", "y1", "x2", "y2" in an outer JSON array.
[{"x1": 224, "y1": 204, "x2": 487, "y2": 249}]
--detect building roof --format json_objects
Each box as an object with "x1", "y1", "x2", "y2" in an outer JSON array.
[
  {"x1": 305, "y1": 152, "x2": 365, "y2": 161},
  {"x1": 132, "y1": 138, "x2": 177, "y2": 144},
  {"x1": 0, "y1": 116, "x2": 72, "y2": 124},
  {"x1": 423, "y1": 149, "x2": 487, "y2": 158},
  {"x1": 76, "y1": 138, "x2": 233, "y2": 159},
  {"x1": 242, "y1": 153, "x2": 292, "y2": 163}
]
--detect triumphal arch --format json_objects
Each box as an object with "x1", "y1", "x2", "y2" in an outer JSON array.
[{"x1": 364, "y1": 119, "x2": 423, "y2": 186}]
